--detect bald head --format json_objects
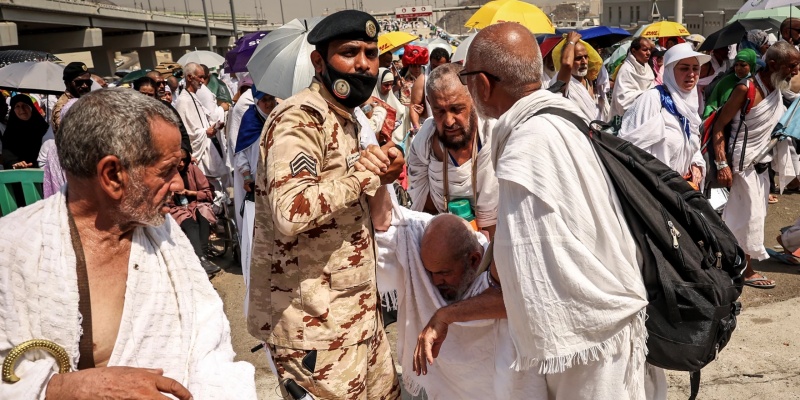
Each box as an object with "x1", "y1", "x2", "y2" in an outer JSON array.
[
  {"x1": 420, "y1": 214, "x2": 483, "y2": 301},
  {"x1": 467, "y1": 23, "x2": 543, "y2": 98}
]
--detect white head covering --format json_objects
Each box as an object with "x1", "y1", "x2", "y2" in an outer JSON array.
[{"x1": 662, "y1": 43, "x2": 711, "y2": 130}]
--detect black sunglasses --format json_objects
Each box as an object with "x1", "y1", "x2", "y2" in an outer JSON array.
[
  {"x1": 73, "y1": 79, "x2": 93, "y2": 87},
  {"x1": 458, "y1": 70, "x2": 502, "y2": 85}
]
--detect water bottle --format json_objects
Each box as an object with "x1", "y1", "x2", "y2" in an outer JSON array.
[
  {"x1": 447, "y1": 198, "x2": 479, "y2": 231},
  {"x1": 179, "y1": 195, "x2": 189, "y2": 209},
  {"x1": 283, "y1": 379, "x2": 314, "y2": 400}
]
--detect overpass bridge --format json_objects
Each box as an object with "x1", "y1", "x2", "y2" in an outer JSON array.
[{"x1": 0, "y1": 0, "x2": 281, "y2": 75}]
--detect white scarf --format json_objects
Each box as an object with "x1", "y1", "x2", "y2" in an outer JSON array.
[
  {"x1": 0, "y1": 190, "x2": 256, "y2": 399},
  {"x1": 491, "y1": 90, "x2": 648, "y2": 395},
  {"x1": 407, "y1": 117, "x2": 499, "y2": 228},
  {"x1": 553, "y1": 74, "x2": 609, "y2": 121},
  {"x1": 662, "y1": 54, "x2": 703, "y2": 133},
  {"x1": 375, "y1": 206, "x2": 545, "y2": 399}
]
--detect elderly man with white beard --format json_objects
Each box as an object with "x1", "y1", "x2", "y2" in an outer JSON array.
[
  {"x1": 552, "y1": 31, "x2": 609, "y2": 122},
  {"x1": 407, "y1": 63, "x2": 499, "y2": 237},
  {"x1": 712, "y1": 41, "x2": 800, "y2": 289}
]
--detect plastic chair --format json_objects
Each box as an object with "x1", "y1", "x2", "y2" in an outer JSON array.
[{"x1": 0, "y1": 169, "x2": 44, "y2": 216}]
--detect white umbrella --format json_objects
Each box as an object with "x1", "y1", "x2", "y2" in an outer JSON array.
[
  {"x1": 0, "y1": 61, "x2": 65, "y2": 95},
  {"x1": 452, "y1": 32, "x2": 477, "y2": 64},
  {"x1": 426, "y1": 38, "x2": 451, "y2": 54},
  {"x1": 177, "y1": 50, "x2": 226, "y2": 69},
  {"x1": 737, "y1": 0, "x2": 797, "y2": 13},
  {"x1": 247, "y1": 17, "x2": 323, "y2": 100}
]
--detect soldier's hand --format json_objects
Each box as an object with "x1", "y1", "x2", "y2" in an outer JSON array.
[
  {"x1": 355, "y1": 144, "x2": 390, "y2": 175},
  {"x1": 44, "y1": 366, "x2": 193, "y2": 400},
  {"x1": 413, "y1": 310, "x2": 450, "y2": 376},
  {"x1": 379, "y1": 145, "x2": 404, "y2": 185}
]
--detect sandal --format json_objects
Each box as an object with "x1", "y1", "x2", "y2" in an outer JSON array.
[
  {"x1": 744, "y1": 274, "x2": 776, "y2": 289},
  {"x1": 769, "y1": 194, "x2": 779, "y2": 204}
]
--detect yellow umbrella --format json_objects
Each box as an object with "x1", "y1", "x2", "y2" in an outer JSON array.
[
  {"x1": 552, "y1": 39, "x2": 604, "y2": 82},
  {"x1": 378, "y1": 31, "x2": 418, "y2": 55},
  {"x1": 464, "y1": 0, "x2": 555, "y2": 35},
  {"x1": 641, "y1": 21, "x2": 691, "y2": 38}
]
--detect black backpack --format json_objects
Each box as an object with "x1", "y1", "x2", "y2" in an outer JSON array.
[{"x1": 535, "y1": 108, "x2": 745, "y2": 400}]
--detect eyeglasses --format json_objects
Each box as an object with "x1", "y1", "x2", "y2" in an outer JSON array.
[
  {"x1": 458, "y1": 70, "x2": 502, "y2": 85},
  {"x1": 73, "y1": 79, "x2": 93, "y2": 87}
]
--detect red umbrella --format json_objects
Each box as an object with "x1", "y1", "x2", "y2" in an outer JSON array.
[{"x1": 540, "y1": 36, "x2": 563, "y2": 58}]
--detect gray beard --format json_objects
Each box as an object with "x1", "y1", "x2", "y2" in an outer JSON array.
[{"x1": 771, "y1": 72, "x2": 791, "y2": 93}]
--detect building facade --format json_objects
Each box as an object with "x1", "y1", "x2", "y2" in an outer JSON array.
[{"x1": 601, "y1": 0, "x2": 747, "y2": 36}]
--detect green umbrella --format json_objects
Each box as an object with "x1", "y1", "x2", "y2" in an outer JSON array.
[
  {"x1": 730, "y1": 6, "x2": 800, "y2": 24},
  {"x1": 206, "y1": 74, "x2": 232, "y2": 103},
  {"x1": 120, "y1": 69, "x2": 151, "y2": 84}
]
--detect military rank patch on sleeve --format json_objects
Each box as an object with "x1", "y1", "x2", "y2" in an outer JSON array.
[{"x1": 290, "y1": 152, "x2": 318, "y2": 177}]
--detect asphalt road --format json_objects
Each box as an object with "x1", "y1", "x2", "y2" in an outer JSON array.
[{"x1": 210, "y1": 191, "x2": 800, "y2": 399}]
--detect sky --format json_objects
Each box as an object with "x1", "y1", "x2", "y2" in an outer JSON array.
[{"x1": 108, "y1": 0, "x2": 566, "y2": 24}]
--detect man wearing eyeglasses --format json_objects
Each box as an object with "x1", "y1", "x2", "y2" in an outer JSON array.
[
  {"x1": 52, "y1": 62, "x2": 92, "y2": 134},
  {"x1": 552, "y1": 31, "x2": 609, "y2": 122}
]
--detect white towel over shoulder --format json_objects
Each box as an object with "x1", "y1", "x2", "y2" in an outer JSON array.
[{"x1": 0, "y1": 190, "x2": 256, "y2": 400}]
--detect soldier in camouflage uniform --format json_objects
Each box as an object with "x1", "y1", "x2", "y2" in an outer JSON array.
[{"x1": 247, "y1": 10, "x2": 403, "y2": 400}]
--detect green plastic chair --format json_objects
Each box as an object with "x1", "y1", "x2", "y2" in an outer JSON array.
[{"x1": 0, "y1": 169, "x2": 44, "y2": 216}]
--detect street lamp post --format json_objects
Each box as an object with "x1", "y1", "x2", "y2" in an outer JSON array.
[
  {"x1": 200, "y1": 0, "x2": 214, "y2": 51},
  {"x1": 279, "y1": 0, "x2": 285, "y2": 24},
  {"x1": 230, "y1": 0, "x2": 239, "y2": 38}
]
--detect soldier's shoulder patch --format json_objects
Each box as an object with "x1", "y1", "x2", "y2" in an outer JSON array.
[{"x1": 290, "y1": 152, "x2": 318, "y2": 177}]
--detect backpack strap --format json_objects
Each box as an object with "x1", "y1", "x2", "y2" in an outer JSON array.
[{"x1": 689, "y1": 370, "x2": 701, "y2": 400}]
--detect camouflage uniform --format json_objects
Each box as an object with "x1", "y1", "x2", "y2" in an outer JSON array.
[{"x1": 248, "y1": 79, "x2": 400, "y2": 399}]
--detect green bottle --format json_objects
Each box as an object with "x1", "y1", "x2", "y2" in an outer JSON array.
[{"x1": 447, "y1": 199, "x2": 478, "y2": 231}]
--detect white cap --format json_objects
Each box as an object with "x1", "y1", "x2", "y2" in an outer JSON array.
[{"x1": 663, "y1": 42, "x2": 711, "y2": 67}]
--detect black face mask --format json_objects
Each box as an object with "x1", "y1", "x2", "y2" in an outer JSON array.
[{"x1": 321, "y1": 63, "x2": 378, "y2": 109}]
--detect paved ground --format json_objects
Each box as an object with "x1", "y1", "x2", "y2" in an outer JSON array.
[{"x1": 210, "y1": 191, "x2": 800, "y2": 400}]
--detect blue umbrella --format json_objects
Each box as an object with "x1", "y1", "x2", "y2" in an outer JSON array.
[
  {"x1": 578, "y1": 26, "x2": 631, "y2": 49},
  {"x1": 225, "y1": 31, "x2": 268, "y2": 73}
]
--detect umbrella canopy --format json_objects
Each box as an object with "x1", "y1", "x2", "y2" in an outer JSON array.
[
  {"x1": 737, "y1": 0, "x2": 797, "y2": 14},
  {"x1": 225, "y1": 31, "x2": 268, "y2": 73},
  {"x1": 177, "y1": 50, "x2": 226, "y2": 70},
  {"x1": 452, "y1": 32, "x2": 476, "y2": 64},
  {"x1": 379, "y1": 31, "x2": 418, "y2": 55},
  {"x1": 247, "y1": 17, "x2": 323, "y2": 100},
  {"x1": 578, "y1": 26, "x2": 631, "y2": 49},
  {"x1": 540, "y1": 36, "x2": 563, "y2": 58},
  {"x1": 119, "y1": 69, "x2": 151, "y2": 84},
  {"x1": 641, "y1": 21, "x2": 691, "y2": 38},
  {"x1": 0, "y1": 61, "x2": 65, "y2": 95},
  {"x1": 730, "y1": 6, "x2": 800, "y2": 23},
  {"x1": 426, "y1": 38, "x2": 452, "y2": 55},
  {"x1": 465, "y1": 0, "x2": 555, "y2": 35},
  {"x1": 699, "y1": 18, "x2": 781, "y2": 51},
  {"x1": 0, "y1": 50, "x2": 59, "y2": 68}
]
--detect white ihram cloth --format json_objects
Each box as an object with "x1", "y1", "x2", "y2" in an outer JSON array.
[
  {"x1": 375, "y1": 206, "x2": 547, "y2": 399},
  {"x1": 553, "y1": 74, "x2": 610, "y2": 121},
  {"x1": 197, "y1": 84, "x2": 225, "y2": 125},
  {"x1": 176, "y1": 90, "x2": 229, "y2": 178},
  {"x1": 226, "y1": 89, "x2": 254, "y2": 170},
  {"x1": 407, "y1": 117, "x2": 499, "y2": 228},
  {"x1": 491, "y1": 90, "x2": 649, "y2": 397},
  {"x1": 0, "y1": 190, "x2": 257, "y2": 400},
  {"x1": 619, "y1": 46, "x2": 710, "y2": 183},
  {"x1": 723, "y1": 76, "x2": 785, "y2": 261},
  {"x1": 611, "y1": 54, "x2": 655, "y2": 117}
]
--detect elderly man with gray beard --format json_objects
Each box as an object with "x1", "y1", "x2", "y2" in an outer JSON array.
[
  {"x1": 712, "y1": 41, "x2": 800, "y2": 289},
  {"x1": 552, "y1": 31, "x2": 609, "y2": 121},
  {"x1": 0, "y1": 88, "x2": 256, "y2": 400},
  {"x1": 406, "y1": 63, "x2": 499, "y2": 238}
]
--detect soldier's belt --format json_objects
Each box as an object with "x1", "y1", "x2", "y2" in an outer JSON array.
[{"x1": 2, "y1": 339, "x2": 71, "y2": 383}]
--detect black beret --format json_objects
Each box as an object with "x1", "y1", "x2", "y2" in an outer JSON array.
[
  {"x1": 308, "y1": 10, "x2": 380, "y2": 46},
  {"x1": 63, "y1": 62, "x2": 89, "y2": 82}
]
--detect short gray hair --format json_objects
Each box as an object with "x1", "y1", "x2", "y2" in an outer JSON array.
[
  {"x1": 57, "y1": 88, "x2": 179, "y2": 178},
  {"x1": 468, "y1": 29, "x2": 542, "y2": 99},
  {"x1": 427, "y1": 63, "x2": 465, "y2": 97},
  {"x1": 183, "y1": 62, "x2": 201, "y2": 77},
  {"x1": 766, "y1": 40, "x2": 799, "y2": 65}
]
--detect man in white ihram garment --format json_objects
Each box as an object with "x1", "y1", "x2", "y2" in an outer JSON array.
[
  {"x1": 460, "y1": 23, "x2": 666, "y2": 399},
  {"x1": 176, "y1": 63, "x2": 229, "y2": 182},
  {"x1": 712, "y1": 41, "x2": 800, "y2": 289},
  {"x1": 407, "y1": 63, "x2": 499, "y2": 237},
  {"x1": 372, "y1": 204, "x2": 547, "y2": 399},
  {"x1": 551, "y1": 31, "x2": 610, "y2": 122},
  {"x1": 611, "y1": 37, "x2": 655, "y2": 118},
  {"x1": 0, "y1": 88, "x2": 256, "y2": 400},
  {"x1": 619, "y1": 43, "x2": 709, "y2": 190}
]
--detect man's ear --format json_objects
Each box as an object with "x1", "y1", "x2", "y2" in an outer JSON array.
[
  {"x1": 96, "y1": 155, "x2": 127, "y2": 201},
  {"x1": 475, "y1": 73, "x2": 493, "y2": 104},
  {"x1": 311, "y1": 50, "x2": 325, "y2": 75}
]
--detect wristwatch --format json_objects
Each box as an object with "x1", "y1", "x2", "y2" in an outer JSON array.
[{"x1": 714, "y1": 160, "x2": 729, "y2": 170}]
